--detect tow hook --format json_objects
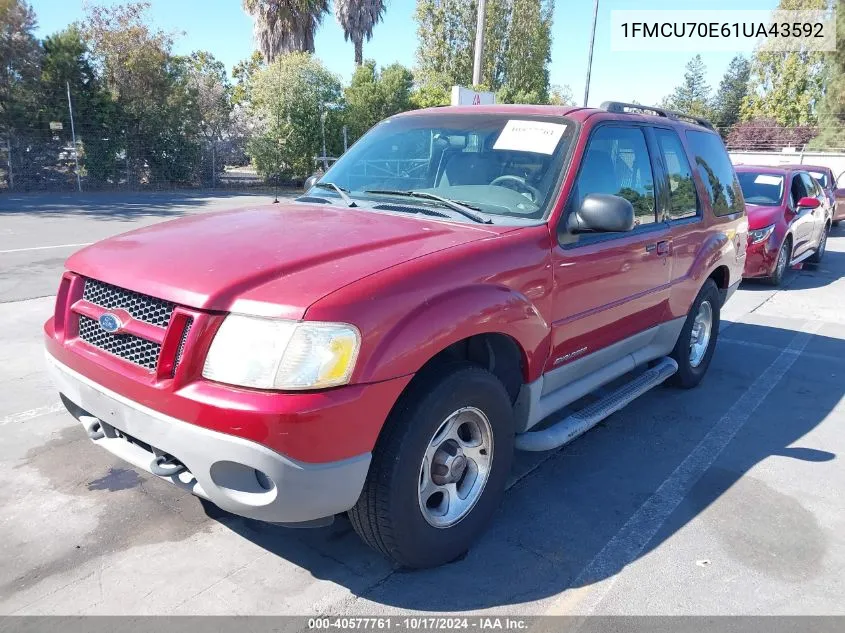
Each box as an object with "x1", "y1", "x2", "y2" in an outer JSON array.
[
  {"x1": 150, "y1": 454, "x2": 187, "y2": 477},
  {"x1": 81, "y1": 415, "x2": 105, "y2": 440}
]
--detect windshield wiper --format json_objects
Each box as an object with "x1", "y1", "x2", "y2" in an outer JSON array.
[
  {"x1": 364, "y1": 189, "x2": 493, "y2": 224},
  {"x1": 313, "y1": 182, "x2": 357, "y2": 207}
]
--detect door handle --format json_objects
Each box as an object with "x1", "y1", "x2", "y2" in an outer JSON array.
[{"x1": 656, "y1": 240, "x2": 671, "y2": 256}]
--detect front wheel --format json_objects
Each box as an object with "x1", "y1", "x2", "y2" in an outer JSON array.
[
  {"x1": 808, "y1": 226, "x2": 828, "y2": 264},
  {"x1": 349, "y1": 363, "x2": 514, "y2": 568},
  {"x1": 767, "y1": 238, "x2": 791, "y2": 286},
  {"x1": 668, "y1": 279, "x2": 721, "y2": 389}
]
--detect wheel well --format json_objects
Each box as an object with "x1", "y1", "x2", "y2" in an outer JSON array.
[
  {"x1": 707, "y1": 265, "x2": 730, "y2": 306},
  {"x1": 417, "y1": 333, "x2": 525, "y2": 403}
]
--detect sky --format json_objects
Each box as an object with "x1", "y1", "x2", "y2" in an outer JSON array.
[{"x1": 29, "y1": 0, "x2": 780, "y2": 107}]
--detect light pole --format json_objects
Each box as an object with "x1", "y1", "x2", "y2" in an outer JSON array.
[
  {"x1": 583, "y1": 0, "x2": 600, "y2": 107},
  {"x1": 472, "y1": 0, "x2": 487, "y2": 86},
  {"x1": 66, "y1": 81, "x2": 82, "y2": 192}
]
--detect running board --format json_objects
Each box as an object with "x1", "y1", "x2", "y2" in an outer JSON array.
[
  {"x1": 789, "y1": 250, "x2": 814, "y2": 266},
  {"x1": 514, "y1": 357, "x2": 678, "y2": 452}
]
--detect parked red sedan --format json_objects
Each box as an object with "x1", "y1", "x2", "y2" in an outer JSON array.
[
  {"x1": 782, "y1": 164, "x2": 837, "y2": 224},
  {"x1": 735, "y1": 165, "x2": 830, "y2": 285}
]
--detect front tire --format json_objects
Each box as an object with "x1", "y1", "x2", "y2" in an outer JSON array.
[
  {"x1": 767, "y1": 237, "x2": 791, "y2": 286},
  {"x1": 349, "y1": 363, "x2": 514, "y2": 568},
  {"x1": 668, "y1": 279, "x2": 721, "y2": 389},
  {"x1": 808, "y1": 225, "x2": 828, "y2": 264}
]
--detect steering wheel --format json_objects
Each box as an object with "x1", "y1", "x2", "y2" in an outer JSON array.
[{"x1": 490, "y1": 175, "x2": 540, "y2": 202}]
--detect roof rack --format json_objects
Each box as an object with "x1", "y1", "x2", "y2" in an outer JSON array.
[{"x1": 599, "y1": 101, "x2": 715, "y2": 130}]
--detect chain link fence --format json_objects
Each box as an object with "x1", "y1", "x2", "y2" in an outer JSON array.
[{"x1": 0, "y1": 126, "x2": 265, "y2": 193}]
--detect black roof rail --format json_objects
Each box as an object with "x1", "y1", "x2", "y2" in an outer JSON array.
[{"x1": 599, "y1": 101, "x2": 715, "y2": 131}]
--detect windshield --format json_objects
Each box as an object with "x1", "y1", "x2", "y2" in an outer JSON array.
[
  {"x1": 737, "y1": 172, "x2": 785, "y2": 207},
  {"x1": 807, "y1": 170, "x2": 828, "y2": 188},
  {"x1": 308, "y1": 113, "x2": 576, "y2": 221}
]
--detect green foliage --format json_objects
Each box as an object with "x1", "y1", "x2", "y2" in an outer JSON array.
[
  {"x1": 741, "y1": 0, "x2": 827, "y2": 127},
  {"x1": 413, "y1": 0, "x2": 553, "y2": 101},
  {"x1": 661, "y1": 55, "x2": 714, "y2": 120},
  {"x1": 1, "y1": 0, "x2": 41, "y2": 134},
  {"x1": 712, "y1": 55, "x2": 750, "y2": 131},
  {"x1": 547, "y1": 84, "x2": 575, "y2": 106},
  {"x1": 232, "y1": 51, "x2": 265, "y2": 105},
  {"x1": 409, "y1": 81, "x2": 450, "y2": 109},
  {"x1": 811, "y1": 0, "x2": 845, "y2": 148},
  {"x1": 499, "y1": 0, "x2": 553, "y2": 104},
  {"x1": 247, "y1": 52, "x2": 343, "y2": 180},
  {"x1": 344, "y1": 60, "x2": 413, "y2": 142}
]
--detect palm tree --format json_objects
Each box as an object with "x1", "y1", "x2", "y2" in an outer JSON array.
[
  {"x1": 334, "y1": 0, "x2": 386, "y2": 66},
  {"x1": 243, "y1": 0, "x2": 329, "y2": 63}
]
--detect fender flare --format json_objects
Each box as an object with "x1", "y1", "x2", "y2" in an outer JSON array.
[{"x1": 357, "y1": 284, "x2": 550, "y2": 384}]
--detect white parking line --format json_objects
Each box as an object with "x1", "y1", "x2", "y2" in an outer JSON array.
[
  {"x1": 545, "y1": 320, "x2": 822, "y2": 616},
  {"x1": 0, "y1": 403, "x2": 63, "y2": 427},
  {"x1": 0, "y1": 242, "x2": 92, "y2": 254}
]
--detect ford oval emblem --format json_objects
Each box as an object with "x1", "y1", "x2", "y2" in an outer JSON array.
[{"x1": 98, "y1": 313, "x2": 122, "y2": 333}]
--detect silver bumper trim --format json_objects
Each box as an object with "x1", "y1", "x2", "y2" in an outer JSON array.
[{"x1": 46, "y1": 352, "x2": 370, "y2": 524}]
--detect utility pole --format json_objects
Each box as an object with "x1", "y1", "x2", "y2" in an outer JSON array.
[
  {"x1": 67, "y1": 81, "x2": 82, "y2": 192},
  {"x1": 583, "y1": 0, "x2": 600, "y2": 107},
  {"x1": 472, "y1": 0, "x2": 486, "y2": 86}
]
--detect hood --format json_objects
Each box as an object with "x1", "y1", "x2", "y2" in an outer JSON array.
[
  {"x1": 745, "y1": 203, "x2": 788, "y2": 230},
  {"x1": 66, "y1": 204, "x2": 502, "y2": 318}
]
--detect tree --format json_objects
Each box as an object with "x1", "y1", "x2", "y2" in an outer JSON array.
[
  {"x1": 0, "y1": 0, "x2": 41, "y2": 135},
  {"x1": 334, "y1": 0, "x2": 386, "y2": 66},
  {"x1": 661, "y1": 54, "x2": 713, "y2": 120},
  {"x1": 712, "y1": 55, "x2": 750, "y2": 132},
  {"x1": 741, "y1": 0, "x2": 827, "y2": 127},
  {"x1": 247, "y1": 52, "x2": 342, "y2": 180},
  {"x1": 811, "y1": 0, "x2": 845, "y2": 148},
  {"x1": 498, "y1": 0, "x2": 553, "y2": 104},
  {"x1": 243, "y1": 0, "x2": 328, "y2": 63},
  {"x1": 344, "y1": 60, "x2": 413, "y2": 141},
  {"x1": 548, "y1": 84, "x2": 575, "y2": 106},
  {"x1": 82, "y1": 1, "x2": 205, "y2": 185},
  {"x1": 413, "y1": 0, "x2": 553, "y2": 103},
  {"x1": 232, "y1": 51, "x2": 265, "y2": 105}
]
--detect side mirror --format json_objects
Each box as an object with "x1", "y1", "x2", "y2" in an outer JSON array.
[
  {"x1": 303, "y1": 173, "x2": 320, "y2": 191},
  {"x1": 797, "y1": 196, "x2": 821, "y2": 210},
  {"x1": 568, "y1": 193, "x2": 635, "y2": 233}
]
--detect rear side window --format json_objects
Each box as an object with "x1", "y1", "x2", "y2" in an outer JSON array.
[
  {"x1": 575, "y1": 126, "x2": 657, "y2": 227},
  {"x1": 685, "y1": 131, "x2": 744, "y2": 217},
  {"x1": 791, "y1": 173, "x2": 809, "y2": 207},
  {"x1": 654, "y1": 129, "x2": 699, "y2": 221},
  {"x1": 801, "y1": 172, "x2": 822, "y2": 198}
]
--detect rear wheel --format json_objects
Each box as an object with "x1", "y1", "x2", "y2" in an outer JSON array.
[
  {"x1": 668, "y1": 279, "x2": 721, "y2": 389},
  {"x1": 349, "y1": 363, "x2": 514, "y2": 568}
]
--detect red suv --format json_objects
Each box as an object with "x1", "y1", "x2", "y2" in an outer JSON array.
[
  {"x1": 735, "y1": 165, "x2": 830, "y2": 286},
  {"x1": 45, "y1": 102, "x2": 746, "y2": 568}
]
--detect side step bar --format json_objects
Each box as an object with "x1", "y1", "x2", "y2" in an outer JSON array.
[{"x1": 514, "y1": 357, "x2": 678, "y2": 452}]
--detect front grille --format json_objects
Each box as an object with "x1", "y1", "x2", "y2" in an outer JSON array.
[
  {"x1": 174, "y1": 318, "x2": 193, "y2": 371},
  {"x1": 78, "y1": 315, "x2": 161, "y2": 371},
  {"x1": 83, "y1": 278, "x2": 174, "y2": 328}
]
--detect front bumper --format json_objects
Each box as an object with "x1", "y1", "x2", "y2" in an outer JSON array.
[
  {"x1": 47, "y1": 353, "x2": 371, "y2": 524},
  {"x1": 743, "y1": 237, "x2": 779, "y2": 279}
]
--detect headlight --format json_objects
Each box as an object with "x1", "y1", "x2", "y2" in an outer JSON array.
[
  {"x1": 749, "y1": 224, "x2": 775, "y2": 244},
  {"x1": 202, "y1": 315, "x2": 361, "y2": 390}
]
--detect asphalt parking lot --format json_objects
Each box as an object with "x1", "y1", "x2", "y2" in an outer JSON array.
[{"x1": 1, "y1": 192, "x2": 844, "y2": 615}]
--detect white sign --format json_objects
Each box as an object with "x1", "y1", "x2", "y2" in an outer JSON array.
[
  {"x1": 754, "y1": 174, "x2": 783, "y2": 186},
  {"x1": 49, "y1": 121, "x2": 63, "y2": 131},
  {"x1": 494, "y1": 120, "x2": 567, "y2": 155},
  {"x1": 451, "y1": 86, "x2": 495, "y2": 106}
]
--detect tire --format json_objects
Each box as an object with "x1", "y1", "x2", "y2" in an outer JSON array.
[
  {"x1": 767, "y1": 237, "x2": 791, "y2": 287},
  {"x1": 833, "y1": 220, "x2": 840, "y2": 227},
  {"x1": 349, "y1": 363, "x2": 515, "y2": 568},
  {"x1": 808, "y1": 225, "x2": 829, "y2": 264},
  {"x1": 668, "y1": 279, "x2": 721, "y2": 389}
]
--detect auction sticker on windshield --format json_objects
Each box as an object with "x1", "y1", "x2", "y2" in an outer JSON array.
[
  {"x1": 494, "y1": 120, "x2": 567, "y2": 155},
  {"x1": 755, "y1": 174, "x2": 783, "y2": 186}
]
